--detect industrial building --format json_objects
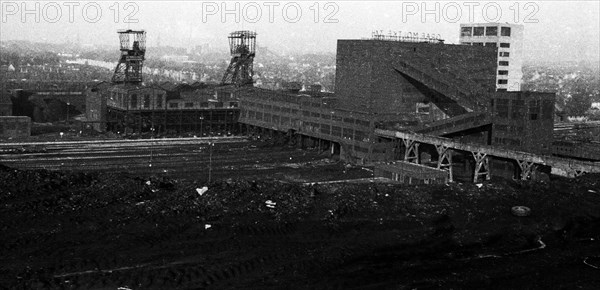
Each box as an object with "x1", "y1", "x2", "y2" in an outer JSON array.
[
  {"x1": 86, "y1": 30, "x2": 242, "y2": 134},
  {"x1": 460, "y1": 23, "x2": 524, "y2": 91},
  {"x1": 238, "y1": 32, "x2": 599, "y2": 181},
  {"x1": 85, "y1": 28, "x2": 599, "y2": 182}
]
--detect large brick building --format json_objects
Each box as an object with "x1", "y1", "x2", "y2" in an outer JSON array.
[{"x1": 335, "y1": 40, "x2": 498, "y2": 120}]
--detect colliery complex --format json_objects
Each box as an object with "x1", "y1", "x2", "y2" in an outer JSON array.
[{"x1": 82, "y1": 28, "x2": 600, "y2": 183}]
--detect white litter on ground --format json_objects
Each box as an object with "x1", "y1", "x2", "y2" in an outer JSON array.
[
  {"x1": 196, "y1": 187, "x2": 208, "y2": 196},
  {"x1": 476, "y1": 183, "x2": 483, "y2": 188},
  {"x1": 265, "y1": 200, "x2": 276, "y2": 208},
  {"x1": 146, "y1": 181, "x2": 151, "y2": 186},
  {"x1": 205, "y1": 224, "x2": 211, "y2": 230}
]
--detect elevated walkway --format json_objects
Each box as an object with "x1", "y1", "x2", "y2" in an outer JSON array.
[{"x1": 376, "y1": 129, "x2": 600, "y2": 182}]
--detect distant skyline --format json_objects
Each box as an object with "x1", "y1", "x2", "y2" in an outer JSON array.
[{"x1": 1, "y1": 1, "x2": 599, "y2": 62}]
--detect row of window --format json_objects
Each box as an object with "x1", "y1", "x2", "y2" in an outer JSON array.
[
  {"x1": 495, "y1": 99, "x2": 553, "y2": 120},
  {"x1": 245, "y1": 109, "x2": 370, "y2": 142},
  {"x1": 461, "y1": 26, "x2": 512, "y2": 37},
  {"x1": 244, "y1": 100, "x2": 371, "y2": 128},
  {"x1": 167, "y1": 101, "x2": 238, "y2": 109},
  {"x1": 466, "y1": 42, "x2": 511, "y2": 48},
  {"x1": 494, "y1": 124, "x2": 524, "y2": 133},
  {"x1": 493, "y1": 137, "x2": 521, "y2": 147}
]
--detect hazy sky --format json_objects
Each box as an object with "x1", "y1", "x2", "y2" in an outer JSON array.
[{"x1": 1, "y1": 1, "x2": 599, "y2": 62}]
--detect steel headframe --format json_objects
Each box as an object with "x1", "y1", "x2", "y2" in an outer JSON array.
[
  {"x1": 221, "y1": 30, "x2": 257, "y2": 87},
  {"x1": 112, "y1": 29, "x2": 147, "y2": 85}
]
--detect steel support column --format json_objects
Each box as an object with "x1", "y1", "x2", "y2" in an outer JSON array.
[
  {"x1": 436, "y1": 145, "x2": 453, "y2": 182},
  {"x1": 517, "y1": 160, "x2": 536, "y2": 180},
  {"x1": 402, "y1": 138, "x2": 419, "y2": 164},
  {"x1": 472, "y1": 152, "x2": 490, "y2": 183}
]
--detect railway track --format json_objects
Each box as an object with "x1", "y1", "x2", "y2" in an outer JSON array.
[{"x1": 0, "y1": 137, "x2": 332, "y2": 180}]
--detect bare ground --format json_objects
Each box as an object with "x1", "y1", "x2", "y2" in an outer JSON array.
[{"x1": 1, "y1": 143, "x2": 600, "y2": 289}]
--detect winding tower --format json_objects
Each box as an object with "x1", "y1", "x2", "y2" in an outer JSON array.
[
  {"x1": 221, "y1": 31, "x2": 256, "y2": 86},
  {"x1": 112, "y1": 30, "x2": 146, "y2": 84}
]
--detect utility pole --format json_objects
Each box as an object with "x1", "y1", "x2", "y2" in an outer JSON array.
[{"x1": 208, "y1": 142, "x2": 214, "y2": 183}]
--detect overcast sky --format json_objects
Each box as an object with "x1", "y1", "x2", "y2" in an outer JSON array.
[{"x1": 1, "y1": 1, "x2": 599, "y2": 62}]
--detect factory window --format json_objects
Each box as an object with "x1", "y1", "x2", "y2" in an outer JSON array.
[
  {"x1": 354, "y1": 130, "x2": 366, "y2": 141},
  {"x1": 156, "y1": 95, "x2": 163, "y2": 108},
  {"x1": 200, "y1": 102, "x2": 208, "y2": 108},
  {"x1": 215, "y1": 102, "x2": 223, "y2": 108},
  {"x1": 485, "y1": 42, "x2": 497, "y2": 47},
  {"x1": 500, "y1": 43, "x2": 510, "y2": 48},
  {"x1": 130, "y1": 94, "x2": 138, "y2": 108},
  {"x1": 461, "y1": 27, "x2": 472, "y2": 37},
  {"x1": 281, "y1": 117, "x2": 290, "y2": 125},
  {"x1": 343, "y1": 128, "x2": 353, "y2": 139},
  {"x1": 472, "y1": 42, "x2": 484, "y2": 46},
  {"x1": 322, "y1": 114, "x2": 331, "y2": 120},
  {"x1": 512, "y1": 100, "x2": 525, "y2": 119},
  {"x1": 500, "y1": 52, "x2": 510, "y2": 57},
  {"x1": 142, "y1": 95, "x2": 150, "y2": 108},
  {"x1": 498, "y1": 70, "x2": 509, "y2": 75},
  {"x1": 501, "y1": 27, "x2": 511, "y2": 36},
  {"x1": 485, "y1": 26, "x2": 498, "y2": 36},
  {"x1": 272, "y1": 115, "x2": 280, "y2": 124},
  {"x1": 264, "y1": 113, "x2": 271, "y2": 122},
  {"x1": 332, "y1": 115, "x2": 342, "y2": 122},
  {"x1": 331, "y1": 126, "x2": 342, "y2": 137},
  {"x1": 169, "y1": 102, "x2": 179, "y2": 109},
  {"x1": 473, "y1": 27, "x2": 484, "y2": 36},
  {"x1": 497, "y1": 79, "x2": 508, "y2": 85},
  {"x1": 255, "y1": 112, "x2": 263, "y2": 121},
  {"x1": 357, "y1": 120, "x2": 370, "y2": 127},
  {"x1": 185, "y1": 102, "x2": 194, "y2": 108},
  {"x1": 529, "y1": 100, "x2": 540, "y2": 120},
  {"x1": 499, "y1": 61, "x2": 509, "y2": 66},
  {"x1": 542, "y1": 99, "x2": 554, "y2": 119},
  {"x1": 320, "y1": 124, "x2": 331, "y2": 135},
  {"x1": 311, "y1": 112, "x2": 320, "y2": 118},
  {"x1": 497, "y1": 99, "x2": 509, "y2": 118},
  {"x1": 302, "y1": 110, "x2": 310, "y2": 117},
  {"x1": 343, "y1": 117, "x2": 355, "y2": 124}
]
